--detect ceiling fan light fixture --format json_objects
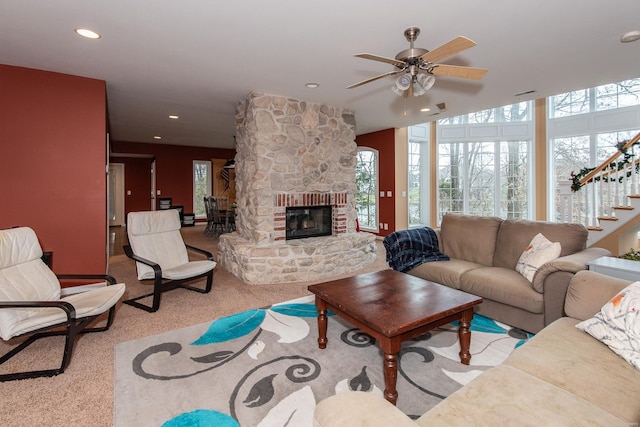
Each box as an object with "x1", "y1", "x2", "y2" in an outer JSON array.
[
  {"x1": 390, "y1": 83, "x2": 404, "y2": 96},
  {"x1": 412, "y1": 82, "x2": 425, "y2": 97},
  {"x1": 392, "y1": 74, "x2": 412, "y2": 96},
  {"x1": 417, "y1": 73, "x2": 436, "y2": 90},
  {"x1": 396, "y1": 74, "x2": 412, "y2": 90}
]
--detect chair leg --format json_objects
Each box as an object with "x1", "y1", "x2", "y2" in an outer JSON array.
[
  {"x1": 0, "y1": 315, "x2": 103, "y2": 382},
  {"x1": 123, "y1": 271, "x2": 213, "y2": 312}
]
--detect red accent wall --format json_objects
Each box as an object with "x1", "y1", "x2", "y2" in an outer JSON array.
[
  {"x1": 356, "y1": 128, "x2": 396, "y2": 237},
  {"x1": 110, "y1": 141, "x2": 235, "y2": 217},
  {"x1": 0, "y1": 65, "x2": 108, "y2": 273}
]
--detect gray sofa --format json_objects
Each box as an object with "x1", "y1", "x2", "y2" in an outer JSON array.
[
  {"x1": 313, "y1": 270, "x2": 640, "y2": 426},
  {"x1": 404, "y1": 213, "x2": 610, "y2": 333}
]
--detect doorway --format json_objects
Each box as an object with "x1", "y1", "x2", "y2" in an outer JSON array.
[{"x1": 108, "y1": 163, "x2": 125, "y2": 226}]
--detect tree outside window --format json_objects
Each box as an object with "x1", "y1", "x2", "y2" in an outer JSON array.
[
  {"x1": 193, "y1": 160, "x2": 211, "y2": 218},
  {"x1": 436, "y1": 102, "x2": 532, "y2": 223}
]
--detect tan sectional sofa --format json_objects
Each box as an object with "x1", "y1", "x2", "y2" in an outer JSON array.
[
  {"x1": 313, "y1": 270, "x2": 640, "y2": 426},
  {"x1": 405, "y1": 214, "x2": 610, "y2": 333}
]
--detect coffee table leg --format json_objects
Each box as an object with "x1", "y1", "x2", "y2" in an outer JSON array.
[
  {"x1": 383, "y1": 352, "x2": 399, "y2": 405},
  {"x1": 315, "y1": 297, "x2": 328, "y2": 349},
  {"x1": 458, "y1": 308, "x2": 473, "y2": 365}
]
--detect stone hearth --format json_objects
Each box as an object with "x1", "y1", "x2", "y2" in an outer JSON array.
[{"x1": 218, "y1": 92, "x2": 376, "y2": 284}]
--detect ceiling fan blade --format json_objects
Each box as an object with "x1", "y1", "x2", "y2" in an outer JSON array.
[
  {"x1": 430, "y1": 64, "x2": 488, "y2": 80},
  {"x1": 354, "y1": 53, "x2": 406, "y2": 67},
  {"x1": 346, "y1": 70, "x2": 402, "y2": 89},
  {"x1": 420, "y1": 36, "x2": 477, "y2": 63}
]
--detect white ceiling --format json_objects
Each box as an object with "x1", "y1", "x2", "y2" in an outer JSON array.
[{"x1": 2, "y1": 1, "x2": 640, "y2": 149}]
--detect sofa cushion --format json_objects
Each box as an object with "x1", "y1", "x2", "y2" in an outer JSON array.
[
  {"x1": 565, "y1": 270, "x2": 631, "y2": 320},
  {"x1": 314, "y1": 391, "x2": 417, "y2": 427},
  {"x1": 407, "y1": 259, "x2": 481, "y2": 290},
  {"x1": 440, "y1": 214, "x2": 502, "y2": 266},
  {"x1": 493, "y1": 219, "x2": 587, "y2": 270},
  {"x1": 504, "y1": 317, "x2": 640, "y2": 423},
  {"x1": 415, "y1": 364, "x2": 630, "y2": 427},
  {"x1": 460, "y1": 267, "x2": 544, "y2": 314},
  {"x1": 515, "y1": 233, "x2": 561, "y2": 281},
  {"x1": 575, "y1": 281, "x2": 640, "y2": 370}
]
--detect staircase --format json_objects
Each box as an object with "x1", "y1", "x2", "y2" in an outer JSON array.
[{"x1": 558, "y1": 131, "x2": 640, "y2": 247}]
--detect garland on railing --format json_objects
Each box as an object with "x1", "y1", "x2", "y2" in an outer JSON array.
[{"x1": 570, "y1": 139, "x2": 640, "y2": 192}]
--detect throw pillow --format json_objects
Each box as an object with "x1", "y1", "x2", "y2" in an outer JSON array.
[
  {"x1": 575, "y1": 281, "x2": 640, "y2": 370},
  {"x1": 515, "y1": 233, "x2": 561, "y2": 282}
]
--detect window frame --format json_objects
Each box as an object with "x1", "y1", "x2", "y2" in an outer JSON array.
[
  {"x1": 355, "y1": 147, "x2": 379, "y2": 232},
  {"x1": 193, "y1": 160, "x2": 212, "y2": 219}
]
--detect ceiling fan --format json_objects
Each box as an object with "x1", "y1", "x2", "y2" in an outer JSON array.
[{"x1": 347, "y1": 27, "x2": 488, "y2": 97}]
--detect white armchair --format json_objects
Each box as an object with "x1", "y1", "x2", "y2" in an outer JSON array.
[
  {"x1": 123, "y1": 209, "x2": 217, "y2": 312},
  {"x1": 0, "y1": 227, "x2": 125, "y2": 381}
]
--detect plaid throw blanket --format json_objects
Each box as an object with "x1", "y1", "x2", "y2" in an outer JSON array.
[{"x1": 383, "y1": 227, "x2": 449, "y2": 273}]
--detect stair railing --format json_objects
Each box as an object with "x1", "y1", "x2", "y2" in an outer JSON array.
[{"x1": 559, "y1": 131, "x2": 640, "y2": 228}]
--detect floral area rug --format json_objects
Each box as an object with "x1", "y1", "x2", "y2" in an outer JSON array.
[{"x1": 114, "y1": 295, "x2": 532, "y2": 426}]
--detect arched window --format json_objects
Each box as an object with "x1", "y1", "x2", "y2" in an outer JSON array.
[{"x1": 356, "y1": 148, "x2": 378, "y2": 231}]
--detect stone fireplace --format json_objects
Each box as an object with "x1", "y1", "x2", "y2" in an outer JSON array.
[{"x1": 218, "y1": 92, "x2": 377, "y2": 284}]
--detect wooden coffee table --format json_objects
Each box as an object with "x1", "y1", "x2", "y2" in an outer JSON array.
[{"x1": 308, "y1": 269, "x2": 482, "y2": 405}]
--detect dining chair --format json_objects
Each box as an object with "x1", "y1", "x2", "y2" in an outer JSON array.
[{"x1": 204, "y1": 196, "x2": 227, "y2": 236}]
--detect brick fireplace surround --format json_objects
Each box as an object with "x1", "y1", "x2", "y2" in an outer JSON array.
[{"x1": 218, "y1": 92, "x2": 377, "y2": 285}]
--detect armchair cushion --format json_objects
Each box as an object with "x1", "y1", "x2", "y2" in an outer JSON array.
[
  {"x1": 123, "y1": 210, "x2": 216, "y2": 313},
  {"x1": 160, "y1": 261, "x2": 218, "y2": 281},
  {"x1": 0, "y1": 227, "x2": 125, "y2": 341},
  {"x1": 0, "y1": 226, "x2": 46, "y2": 269},
  {"x1": 5, "y1": 283, "x2": 125, "y2": 340},
  {"x1": 127, "y1": 210, "x2": 191, "y2": 279}
]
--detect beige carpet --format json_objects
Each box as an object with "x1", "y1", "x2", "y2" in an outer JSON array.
[{"x1": 0, "y1": 225, "x2": 389, "y2": 427}]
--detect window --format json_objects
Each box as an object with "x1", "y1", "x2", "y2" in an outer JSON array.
[
  {"x1": 193, "y1": 160, "x2": 212, "y2": 218},
  {"x1": 355, "y1": 148, "x2": 378, "y2": 231},
  {"x1": 548, "y1": 77, "x2": 640, "y2": 220},
  {"x1": 408, "y1": 124, "x2": 429, "y2": 226},
  {"x1": 435, "y1": 101, "x2": 534, "y2": 224},
  {"x1": 549, "y1": 89, "x2": 589, "y2": 118},
  {"x1": 596, "y1": 79, "x2": 640, "y2": 111}
]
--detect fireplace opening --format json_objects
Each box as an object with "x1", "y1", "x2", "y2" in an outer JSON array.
[{"x1": 286, "y1": 205, "x2": 332, "y2": 240}]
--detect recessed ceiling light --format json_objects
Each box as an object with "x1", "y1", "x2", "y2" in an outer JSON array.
[
  {"x1": 420, "y1": 107, "x2": 431, "y2": 112},
  {"x1": 621, "y1": 30, "x2": 640, "y2": 43},
  {"x1": 169, "y1": 115, "x2": 179, "y2": 119},
  {"x1": 305, "y1": 82, "x2": 319, "y2": 89},
  {"x1": 153, "y1": 136, "x2": 162, "y2": 140},
  {"x1": 75, "y1": 28, "x2": 101, "y2": 39}
]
